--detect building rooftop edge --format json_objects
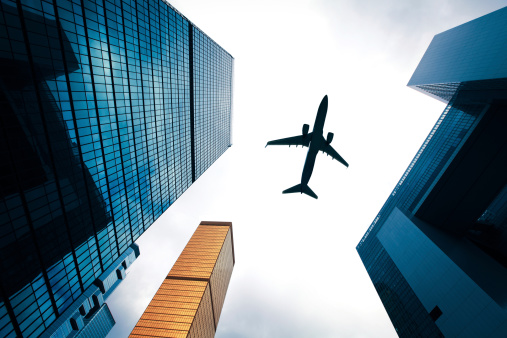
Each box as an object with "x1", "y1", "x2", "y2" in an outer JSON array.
[
  {"x1": 161, "y1": 0, "x2": 234, "y2": 59},
  {"x1": 407, "y1": 6, "x2": 507, "y2": 90},
  {"x1": 200, "y1": 221, "x2": 233, "y2": 226},
  {"x1": 432, "y1": 6, "x2": 507, "y2": 40}
]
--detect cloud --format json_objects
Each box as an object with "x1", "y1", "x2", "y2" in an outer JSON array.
[{"x1": 317, "y1": 0, "x2": 506, "y2": 68}]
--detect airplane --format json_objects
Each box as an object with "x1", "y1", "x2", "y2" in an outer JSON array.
[{"x1": 265, "y1": 95, "x2": 348, "y2": 199}]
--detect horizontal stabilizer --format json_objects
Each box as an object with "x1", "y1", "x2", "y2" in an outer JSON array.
[{"x1": 282, "y1": 183, "x2": 318, "y2": 199}]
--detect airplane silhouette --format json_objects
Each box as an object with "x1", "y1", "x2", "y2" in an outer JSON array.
[{"x1": 266, "y1": 95, "x2": 348, "y2": 199}]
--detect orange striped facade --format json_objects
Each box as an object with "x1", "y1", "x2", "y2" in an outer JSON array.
[{"x1": 130, "y1": 221, "x2": 235, "y2": 338}]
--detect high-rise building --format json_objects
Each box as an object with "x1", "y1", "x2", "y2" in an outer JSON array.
[
  {"x1": 130, "y1": 221, "x2": 235, "y2": 338},
  {"x1": 357, "y1": 7, "x2": 507, "y2": 337},
  {"x1": 41, "y1": 243, "x2": 140, "y2": 338},
  {"x1": 0, "y1": 0, "x2": 233, "y2": 336}
]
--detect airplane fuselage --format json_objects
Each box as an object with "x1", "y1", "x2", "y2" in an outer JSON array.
[{"x1": 301, "y1": 96, "x2": 328, "y2": 187}]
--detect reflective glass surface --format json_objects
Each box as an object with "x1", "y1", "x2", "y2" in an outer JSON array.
[
  {"x1": 0, "y1": 0, "x2": 233, "y2": 336},
  {"x1": 356, "y1": 94, "x2": 486, "y2": 337},
  {"x1": 357, "y1": 8, "x2": 507, "y2": 336},
  {"x1": 193, "y1": 28, "x2": 233, "y2": 180},
  {"x1": 408, "y1": 7, "x2": 507, "y2": 89}
]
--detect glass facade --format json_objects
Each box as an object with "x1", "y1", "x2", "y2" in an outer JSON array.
[
  {"x1": 0, "y1": 0, "x2": 233, "y2": 336},
  {"x1": 193, "y1": 28, "x2": 233, "y2": 180},
  {"x1": 408, "y1": 7, "x2": 507, "y2": 92},
  {"x1": 40, "y1": 243, "x2": 139, "y2": 338},
  {"x1": 130, "y1": 221, "x2": 235, "y2": 338},
  {"x1": 357, "y1": 6, "x2": 507, "y2": 338},
  {"x1": 74, "y1": 304, "x2": 115, "y2": 338}
]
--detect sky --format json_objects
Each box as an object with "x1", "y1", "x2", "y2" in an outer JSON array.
[{"x1": 106, "y1": 1, "x2": 507, "y2": 337}]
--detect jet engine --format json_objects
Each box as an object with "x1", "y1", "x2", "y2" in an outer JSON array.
[
  {"x1": 302, "y1": 124, "x2": 309, "y2": 137},
  {"x1": 326, "y1": 132, "x2": 334, "y2": 144}
]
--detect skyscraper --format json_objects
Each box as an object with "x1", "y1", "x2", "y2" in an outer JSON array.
[
  {"x1": 41, "y1": 243, "x2": 140, "y2": 338},
  {"x1": 0, "y1": 0, "x2": 233, "y2": 336},
  {"x1": 357, "y1": 7, "x2": 507, "y2": 337},
  {"x1": 130, "y1": 221, "x2": 235, "y2": 338}
]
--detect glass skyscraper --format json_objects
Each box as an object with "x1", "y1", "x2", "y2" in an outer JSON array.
[
  {"x1": 0, "y1": 0, "x2": 233, "y2": 336},
  {"x1": 130, "y1": 221, "x2": 235, "y2": 338},
  {"x1": 357, "y1": 7, "x2": 507, "y2": 337}
]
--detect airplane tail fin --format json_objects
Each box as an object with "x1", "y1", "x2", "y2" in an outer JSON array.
[{"x1": 282, "y1": 183, "x2": 318, "y2": 199}]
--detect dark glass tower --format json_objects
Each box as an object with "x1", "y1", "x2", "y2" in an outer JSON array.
[
  {"x1": 0, "y1": 0, "x2": 233, "y2": 336},
  {"x1": 357, "y1": 7, "x2": 507, "y2": 337}
]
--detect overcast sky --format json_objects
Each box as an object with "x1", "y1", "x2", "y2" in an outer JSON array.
[{"x1": 106, "y1": 1, "x2": 507, "y2": 337}]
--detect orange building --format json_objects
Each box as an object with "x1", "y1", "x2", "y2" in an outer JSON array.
[{"x1": 130, "y1": 221, "x2": 235, "y2": 338}]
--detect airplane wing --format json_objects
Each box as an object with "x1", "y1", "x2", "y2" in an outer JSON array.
[
  {"x1": 266, "y1": 133, "x2": 312, "y2": 147},
  {"x1": 320, "y1": 143, "x2": 349, "y2": 168}
]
